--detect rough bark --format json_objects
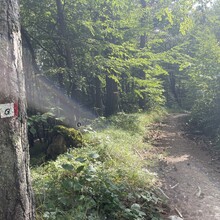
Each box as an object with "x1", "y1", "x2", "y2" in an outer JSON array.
[{"x1": 0, "y1": 0, "x2": 35, "y2": 219}]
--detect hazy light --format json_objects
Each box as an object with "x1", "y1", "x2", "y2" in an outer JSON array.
[{"x1": 26, "y1": 75, "x2": 95, "y2": 127}]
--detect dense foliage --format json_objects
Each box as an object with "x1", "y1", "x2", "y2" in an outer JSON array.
[
  {"x1": 20, "y1": 0, "x2": 191, "y2": 119},
  {"x1": 176, "y1": 1, "x2": 220, "y2": 141},
  {"x1": 21, "y1": 1, "x2": 220, "y2": 137}
]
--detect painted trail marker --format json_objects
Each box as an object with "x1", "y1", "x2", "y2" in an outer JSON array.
[{"x1": 0, "y1": 103, "x2": 15, "y2": 118}]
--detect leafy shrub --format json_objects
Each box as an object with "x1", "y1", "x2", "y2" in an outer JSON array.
[
  {"x1": 33, "y1": 152, "x2": 161, "y2": 220},
  {"x1": 109, "y1": 113, "x2": 141, "y2": 133},
  {"x1": 28, "y1": 111, "x2": 64, "y2": 146},
  {"x1": 190, "y1": 96, "x2": 220, "y2": 137},
  {"x1": 91, "y1": 112, "x2": 141, "y2": 133}
]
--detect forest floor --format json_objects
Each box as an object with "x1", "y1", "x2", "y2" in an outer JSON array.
[{"x1": 151, "y1": 113, "x2": 220, "y2": 220}]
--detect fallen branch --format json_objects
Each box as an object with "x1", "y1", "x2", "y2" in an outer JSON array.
[
  {"x1": 195, "y1": 186, "x2": 201, "y2": 197},
  {"x1": 170, "y1": 183, "x2": 179, "y2": 189},
  {"x1": 175, "y1": 207, "x2": 183, "y2": 218},
  {"x1": 158, "y1": 187, "x2": 170, "y2": 199}
]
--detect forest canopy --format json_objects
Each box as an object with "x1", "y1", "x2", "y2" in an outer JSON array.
[
  {"x1": 20, "y1": 0, "x2": 186, "y2": 116},
  {"x1": 20, "y1": 0, "x2": 220, "y2": 139},
  {"x1": 19, "y1": 0, "x2": 220, "y2": 147}
]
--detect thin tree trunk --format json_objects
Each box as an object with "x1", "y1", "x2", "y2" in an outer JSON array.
[
  {"x1": 105, "y1": 75, "x2": 119, "y2": 116},
  {"x1": 0, "y1": 0, "x2": 35, "y2": 219},
  {"x1": 55, "y1": 0, "x2": 73, "y2": 90},
  {"x1": 95, "y1": 77, "x2": 104, "y2": 115},
  {"x1": 56, "y1": 0, "x2": 73, "y2": 69},
  {"x1": 138, "y1": 0, "x2": 147, "y2": 110},
  {"x1": 169, "y1": 72, "x2": 181, "y2": 107}
]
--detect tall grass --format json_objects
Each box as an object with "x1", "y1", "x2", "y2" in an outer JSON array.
[{"x1": 31, "y1": 109, "x2": 166, "y2": 220}]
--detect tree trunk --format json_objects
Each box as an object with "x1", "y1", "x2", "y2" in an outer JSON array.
[
  {"x1": 138, "y1": 0, "x2": 147, "y2": 110},
  {"x1": 105, "y1": 75, "x2": 119, "y2": 116},
  {"x1": 55, "y1": 0, "x2": 73, "y2": 69},
  {"x1": 169, "y1": 71, "x2": 182, "y2": 107},
  {"x1": 94, "y1": 77, "x2": 104, "y2": 116},
  {"x1": 0, "y1": 0, "x2": 35, "y2": 219},
  {"x1": 55, "y1": 0, "x2": 74, "y2": 90}
]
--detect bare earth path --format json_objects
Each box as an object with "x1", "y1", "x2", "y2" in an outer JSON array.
[{"x1": 155, "y1": 113, "x2": 220, "y2": 220}]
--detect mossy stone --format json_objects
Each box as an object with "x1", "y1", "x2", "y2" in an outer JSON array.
[{"x1": 52, "y1": 125, "x2": 83, "y2": 148}]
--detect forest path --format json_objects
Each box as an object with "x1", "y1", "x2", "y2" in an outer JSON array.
[{"x1": 154, "y1": 113, "x2": 220, "y2": 220}]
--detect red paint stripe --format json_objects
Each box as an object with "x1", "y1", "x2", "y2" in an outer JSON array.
[{"x1": 14, "y1": 102, "x2": 19, "y2": 117}]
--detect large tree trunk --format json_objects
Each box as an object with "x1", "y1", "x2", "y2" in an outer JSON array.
[{"x1": 0, "y1": 0, "x2": 35, "y2": 219}]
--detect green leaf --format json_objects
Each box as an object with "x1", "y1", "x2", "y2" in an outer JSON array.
[
  {"x1": 164, "y1": 7, "x2": 173, "y2": 25},
  {"x1": 131, "y1": 203, "x2": 141, "y2": 210},
  {"x1": 76, "y1": 165, "x2": 85, "y2": 173},
  {"x1": 141, "y1": 194, "x2": 152, "y2": 202},
  {"x1": 65, "y1": 154, "x2": 74, "y2": 160},
  {"x1": 88, "y1": 153, "x2": 100, "y2": 159},
  {"x1": 180, "y1": 17, "x2": 194, "y2": 35},
  {"x1": 88, "y1": 165, "x2": 96, "y2": 173},
  {"x1": 29, "y1": 127, "x2": 37, "y2": 135},
  {"x1": 61, "y1": 164, "x2": 74, "y2": 171},
  {"x1": 108, "y1": 74, "x2": 120, "y2": 84},
  {"x1": 75, "y1": 157, "x2": 87, "y2": 163}
]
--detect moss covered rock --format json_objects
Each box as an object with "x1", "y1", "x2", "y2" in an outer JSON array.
[
  {"x1": 46, "y1": 125, "x2": 83, "y2": 160},
  {"x1": 51, "y1": 125, "x2": 83, "y2": 148}
]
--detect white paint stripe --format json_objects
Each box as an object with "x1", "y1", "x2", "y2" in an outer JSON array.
[{"x1": 0, "y1": 103, "x2": 15, "y2": 118}]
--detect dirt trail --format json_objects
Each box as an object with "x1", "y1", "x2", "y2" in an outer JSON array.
[{"x1": 155, "y1": 113, "x2": 220, "y2": 220}]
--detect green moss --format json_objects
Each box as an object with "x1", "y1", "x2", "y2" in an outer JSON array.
[{"x1": 52, "y1": 125, "x2": 83, "y2": 148}]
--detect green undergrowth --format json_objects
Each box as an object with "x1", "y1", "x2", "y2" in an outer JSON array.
[{"x1": 31, "y1": 109, "x2": 167, "y2": 220}]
